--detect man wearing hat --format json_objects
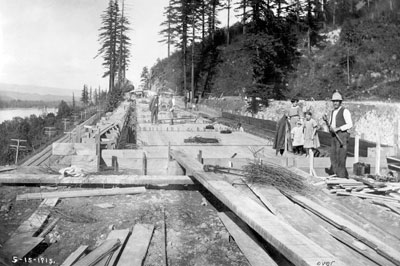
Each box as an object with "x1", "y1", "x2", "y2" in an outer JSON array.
[{"x1": 325, "y1": 91, "x2": 353, "y2": 178}]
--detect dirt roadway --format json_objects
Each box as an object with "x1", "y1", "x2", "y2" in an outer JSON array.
[{"x1": 0, "y1": 185, "x2": 250, "y2": 266}]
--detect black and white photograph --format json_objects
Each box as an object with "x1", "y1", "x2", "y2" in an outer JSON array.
[{"x1": 0, "y1": 0, "x2": 399, "y2": 265}]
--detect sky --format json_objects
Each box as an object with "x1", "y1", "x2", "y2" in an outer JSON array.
[
  {"x1": 0, "y1": 0, "x2": 238, "y2": 95},
  {"x1": 0, "y1": 0, "x2": 170, "y2": 93}
]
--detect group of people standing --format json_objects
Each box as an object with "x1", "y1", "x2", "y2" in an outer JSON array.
[
  {"x1": 277, "y1": 98, "x2": 321, "y2": 157},
  {"x1": 149, "y1": 93, "x2": 176, "y2": 125},
  {"x1": 274, "y1": 90, "x2": 353, "y2": 179}
]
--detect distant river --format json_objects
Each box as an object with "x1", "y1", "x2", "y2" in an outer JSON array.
[{"x1": 0, "y1": 108, "x2": 58, "y2": 123}]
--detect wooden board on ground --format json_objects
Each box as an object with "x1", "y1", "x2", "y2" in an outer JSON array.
[
  {"x1": 170, "y1": 149, "x2": 344, "y2": 266},
  {"x1": 117, "y1": 224, "x2": 154, "y2": 266},
  {"x1": 0, "y1": 174, "x2": 194, "y2": 186},
  {"x1": 0, "y1": 236, "x2": 43, "y2": 259},
  {"x1": 0, "y1": 198, "x2": 58, "y2": 261},
  {"x1": 218, "y1": 212, "x2": 278, "y2": 266},
  {"x1": 95, "y1": 229, "x2": 130, "y2": 266},
  {"x1": 286, "y1": 193, "x2": 400, "y2": 265},
  {"x1": 252, "y1": 186, "x2": 377, "y2": 266},
  {"x1": 16, "y1": 187, "x2": 146, "y2": 201},
  {"x1": 60, "y1": 245, "x2": 89, "y2": 266},
  {"x1": 336, "y1": 191, "x2": 400, "y2": 203},
  {"x1": 73, "y1": 239, "x2": 121, "y2": 266},
  {"x1": 11, "y1": 198, "x2": 59, "y2": 237}
]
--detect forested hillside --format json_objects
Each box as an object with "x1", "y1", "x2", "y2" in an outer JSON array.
[{"x1": 141, "y1": 0, "x2": 400, "y2": 107}]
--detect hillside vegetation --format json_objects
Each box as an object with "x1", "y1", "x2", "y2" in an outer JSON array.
[
  {"x1": 145, "y1": 1, "x2": 400, "y2": 106},
  {"x1": 289, "y1": 15, "x2": 400, "y2": 100}
]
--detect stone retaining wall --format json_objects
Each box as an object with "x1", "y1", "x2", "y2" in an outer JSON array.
[{"x1": 200, "y1": 98, "x2": 400, "y2": 146}]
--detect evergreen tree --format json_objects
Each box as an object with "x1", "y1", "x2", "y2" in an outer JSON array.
[
  {"x1": 81, "y1": 85, "x2": 89, "y2": 105},
  {"x1": 93, "y1": 89, "x2": 99, "y2": 105},
  {"x1": 57, "y1": 100, "x2": 72, "y2": 118},
  {"x1": 116, "y1": 0, "x2": 131, "y2": 87},
  {"x1": 97, "y1": 0, "x2": 131, "y2": 93},
  {"x1": 72, "y1": 93, "x2": 76, "y2": 109},
  {"x1": 140, "y1": 66, "x2": 150, "y2": 90}
]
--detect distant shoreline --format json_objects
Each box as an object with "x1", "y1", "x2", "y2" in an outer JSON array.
[{"x1": 0, "y1": 107, "x2": 58, "y2": 123}]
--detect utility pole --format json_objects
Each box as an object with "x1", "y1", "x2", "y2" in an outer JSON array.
[
  {"x1": 44, "y1": 127, "x2": 56, "y2": 139},
  {"x1": 10, "y1": 139, "x2": 27, "y2": 164},
  {"x1": 72, "y1": 114, "x2": 79, "y2": 125},
  {"x1": 62, "y1": 118, "x2": 69, "y2": 131}
]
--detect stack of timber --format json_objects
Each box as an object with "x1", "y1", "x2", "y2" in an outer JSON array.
[
  {"x1": 60, "y1": 224, "x2": 154, "y2": 266},
  {"x1": 326, "y1": 176, "x2": 400, "y2": 215}
]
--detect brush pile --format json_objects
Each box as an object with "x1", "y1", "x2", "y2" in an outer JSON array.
[{"x1": 243, "y1": 162, "x2": 309, "y2": 193}]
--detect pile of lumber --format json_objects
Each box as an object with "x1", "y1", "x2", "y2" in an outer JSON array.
[
  {"x1": 60, "y1": 224, "x2": 154, "y2": 266},
  {"x1": 325, "y1": 177, "x2": 400, "y2": 215}
]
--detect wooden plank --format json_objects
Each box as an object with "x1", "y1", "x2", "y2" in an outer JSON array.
[
  {"x1": 161, "y1": 207, "x2": 168, "y2": 266},
  {"x1": 95, "y1": 229, "x2": 130, "y2": 266},
  {"x1": 336, "y1": 191, "x2": 400, "y2": 203},
  {"x1": 0, "y1": 236, "x2": 43, "y2": 259},
  {"x1": 60, "y1": 245, "x2": 89, "y2": 266},
  {"x1": 371, "y1": 200, "x2": 400, "y2": 215},
  {"x1": 218, "y1": 212, "x2": 278, "y2": 266},
  {"x1": 12, "y1": 198, "x2": 59, "y2": 237},
  {"x1": 0, "y1": 166, "x2": 16, "y2": 173},
  {"x1": 285, "y1": 193, "x2": 400, "y2": 265},
  {"x1": 0, "y1": 198, "x2": 58, "y2": 260},
  {"x1": 170, "y1": 149, "x2": 344, "y2": 266},
  {"x1": 0, "y1": 174, "x2": 194, "y2": 186},
  {"x1": 302, "y1": 209, "x2": 398, "y2": 266},
  {"x1": 117, "y1": 224, "x2": 154, "y2": 266},
  {"x1": 73, "y1": 239, "x2": 121, "y2": 266},
  {"x1": 38, "y1": 218, "x2": 60, "y2": 238},
  {"x1": 16, "y1": 187, "x2": 146, "y2": 201},
  {"x1": 252, "y1": 186, "x2": 368, "y2": 266}
]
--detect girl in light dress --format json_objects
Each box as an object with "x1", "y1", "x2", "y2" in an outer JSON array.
[{"x1": 303, "y1": 111, "x2": 320, "y2": 157}]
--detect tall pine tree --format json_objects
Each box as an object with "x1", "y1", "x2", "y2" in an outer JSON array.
[{"x1": 97, "y1": 0, "x2": 131, "y2": 93}]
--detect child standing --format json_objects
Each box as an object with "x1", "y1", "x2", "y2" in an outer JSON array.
[
  {"x1": 303, "y1": 111, "x2": 320, "y2": 157},
  {"x1": 291, "y1": 121, "x2": 304, "y2": 155}
]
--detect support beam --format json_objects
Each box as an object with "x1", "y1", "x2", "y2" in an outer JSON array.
[
  {"x1": 16, "y1": 187, "x2": 146, "y2": 201},
  {"x1": 0, "y1": 174, "x2": 194, "y2": 186},
  {"x1": 354, "y1": 134, "x2": 360, "y2": 163}
]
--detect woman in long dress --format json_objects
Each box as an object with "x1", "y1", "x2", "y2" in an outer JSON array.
[{"x1": 288, "y1": 98, "x2": 303, "y2": 130}]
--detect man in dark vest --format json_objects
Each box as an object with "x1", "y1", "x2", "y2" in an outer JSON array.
[{"x1": 325, "y1": 91, "x2": 353, "y2": 178}]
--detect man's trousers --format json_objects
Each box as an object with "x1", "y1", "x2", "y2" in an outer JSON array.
[{"x1": 329, "y1": 131, "x2": 350, "y2": 178}]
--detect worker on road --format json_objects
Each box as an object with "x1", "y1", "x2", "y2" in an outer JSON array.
[
  {"x1": 150, "y1": 94, "x2": 159, "y2": 124},
  {"x1": 169, "y1": 95, "x2": 175, "y2": 125},
  {"x1": 325, "y1": 91, "x2": 353, "y2": 178}
]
